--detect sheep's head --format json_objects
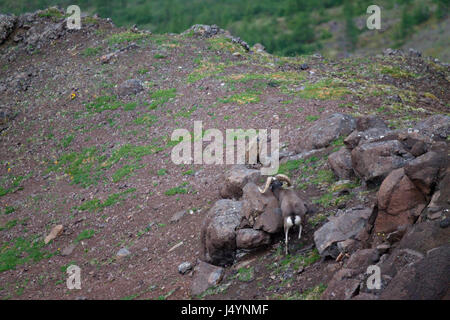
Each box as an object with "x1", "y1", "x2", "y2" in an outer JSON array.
[{"x1": 259, "y1": 174, "x2": 293, "y2": 193}]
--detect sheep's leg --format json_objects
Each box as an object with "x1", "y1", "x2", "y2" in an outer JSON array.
[
  {"x1": 284, "y1": 217, "x2": 293, "y2": 255},
  {"x1": 298, "y1": 225, "x2": 302, "y2": 240},
  {"x1": 285, "y1": 226, "x2": 290, "y2": 255}
]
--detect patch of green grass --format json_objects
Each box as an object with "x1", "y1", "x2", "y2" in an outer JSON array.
[
  {"x1": 60, "y1": 134, "x2": 74, "y2": 149},
  {"x1": 124, "y1": 102, "x2": 138, "y2": 111},
  {"x1": 218, "y1": 90, "x2": 261, "y2": 105},
  {"x1": 134, "y1": 113, "x2": 158, "y2": 126},
  {"x1": 75, "y1": 188, "x2": 136, "y2": 212},
  {"x1": 37, "y1": 7, "x2": 65, "y2": 21},
  {"x1": 381, "y1": 65, "x2": 418, "y2": 79},
  {"x1": 277, "y1": 159, "x2": 304, "y2": 175},
  {"x1": 237, "y1": 266, "x2": 254, "y2": 282},
  {"x1": 164, "y1": 182, "x2": 189, "y2": 196},
  {"x1": 153, "y1": 53, "x2": 166, "y2": 59},
  {"x1": 112, "y1": 164, "x2": 142, "y2": 182},
  {"x1": 81, "y1": 47, "x2": 102, "y2": 57},
  {"x1": 297, "y1": 79, "x2": 349, "y2": 100},
  {"x1": 149, "y1": 88, "x2": 176, "y2": 109},
  {"x1": 0, "y1": 236, "x2": 54, "y2": 273},
  {"x1": 300, "y1": 283, "x2": 327, "y2": 300},
  {"x1": 86, "y1": 95, "x2": 121, "y2": 113},
  {"x1": 107, "y1": 31, "x2": 150, "y2": 45},
  {"x1": 1, "y1": 206, "x2": 15, "y2": 215},
  {"x1": 157, "y1": 168, "x2": 167, "y2": 176},
  {"x1": 0, "y1": 174, "x2": 32, "y2": 197},
  {"x1": 75, "y1": 229, "x2": 95, "y2": 243},
  {"x1": 311, "y1": 170, "x2": 335, "y2": 185},
  {"x1": 305, "y1": 115, "x2": 319, "y2": 122},
  {"x1": 137, "y1": 68, "x2": 149, "y2": 75},
  {"x1": 0, "y1": 219, "x2": 19, "y2": 231}
]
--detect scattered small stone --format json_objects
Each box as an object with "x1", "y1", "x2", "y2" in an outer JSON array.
[
  {"x1": 44, "y1": 225, "x2": 64, "y2": 244},
  {"x1": 300, "y1": 63, "x2": 309, "y2": 70},
  {"x1": 61, "y1": 243, "x2": 77, "y2": 256},
  {"x1": 170, "y1": 210, "x2": 186, "y2": 223},
  {"x1": 439, "y1": 218, "x2": 450, "y2": 229},
  {"x1": 178, "y1": 262, "x2": 193, "y2": 275},
  {"x1": 116, "y1": 247, "x2": 131, "y2": 258}
]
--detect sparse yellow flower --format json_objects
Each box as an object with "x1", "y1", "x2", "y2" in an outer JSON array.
[{"x1": 7, "y1": 168, "x2": 11, "y2": 173}]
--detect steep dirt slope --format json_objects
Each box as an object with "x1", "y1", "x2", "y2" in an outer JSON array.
[{"x1": 0, "y1": 10, "x2": 448, "y2": 299}]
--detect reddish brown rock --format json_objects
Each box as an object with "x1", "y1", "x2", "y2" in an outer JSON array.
[
  {"x1": 351, "y1": 140, "x2": 414, "y2": 185},
  {"x1": 200, "y1": 199, "x2": 242, "y2": 266},
  {"x1": 328, "y1": 147, "x2": 354, "y2": 180},
  {"x1": 236, "y1": 228, "x2": 271, "y2": 249},
  {"x1": 404, "y1": 151, "x2": 446, "y2": 195},
  {"x1": 191, "y1": 260, "x2": 224, "y2": 296},
  {"x1": 219, "y1": 165, "x2": 261, "y2": 199},
  {"x1": 375, "y1": 168, "x2": 426, "y2": 233},
  {"x1": 241, "y1": 182, "x2": 282, "y2": 233}
]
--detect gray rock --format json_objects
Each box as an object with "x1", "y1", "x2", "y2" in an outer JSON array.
[
  {"x1": 200, "y1": 199, "x2": 242, "y2": 266},
  {"x1": 414, "y1": 114, "x2": 450, "y2": 140},
  {"x1": 236, "y1": 228, "x2": 271, "y2": 249},
  {"x1": 321, "y1": 268, "x2": 361, "y2": 300},
  {"x1": 314, "y1": 207, "x2": 374, "y2": 258},
  {"x1": 240, "y1": 182, "x2": 282, "y2": 233},
  {"x1": 191, "y1": 260, "x2": 224, "y2": 296},
  {"x1": 0, "y1": 14, "x2": 17, "y2": 44},
  {"x1": 170, "y1": 210, "x2": 186, "y2": 223},
  {"x1": 219, "y1": 165, "x2": 261, "y2": 199},
  {"x1": 356, "y1": 115, "x2": 388, "y2": 132},
  {"x1": 351, "y1": 140, "x2": 414, "y2": 185},
  {"x1": 380, "y1": 245, "x2": 449, "y2": 300},
  {"x1": 117, "y1": 79, "x2": 144, "y2": 96},
  {"x1": 178, "y1": 262, "x2": 193, "y2": 275},
  {"x1": 328, "y1": 147, "x2": 354, "y2": 180},
  {"x1": 344, "y1": 127, "x2": 391, "y2": 150},
  {"x1": 61, "y1": 243, "x2": 77, "y2": 256},
  {"x1": 116, "y1": 247, "x2": 131, "y2": 258},
  {"x1": 300, "y1": 113, "x2": 356, "y2": 150}
]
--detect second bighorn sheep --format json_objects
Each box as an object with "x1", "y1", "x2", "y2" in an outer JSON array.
[{"x1": 259, "y1": 174, "x2": 308, "y2": 254}]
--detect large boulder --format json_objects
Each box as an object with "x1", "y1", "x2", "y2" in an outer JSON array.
[
  {"x1": 344, "y1": 127, "x2": 391, "y2": 150},
  {"x1": 200, "y1": 200, "x2": 242, "y2": 266},
  {"x1": 414, "y1": 114, "x2": 450, "y2": 141},
  {"x1": 0, "y1": 14, "x2": 17, "y2": 44},
  {"x1": 321, "y1": 268, "x2": 362, "y2": 300},
  {"x1": 240, "y1": 182, "x2": 282, "y2": 233},
  {"x1": 355, "y1": 115, "x2": 388, "y2": 132},
  {"x1": 300, "y1": 113, "x2": 356, "y2": 151},
  {"x1": 328, "y1": 147, "x2": 354, "y2": 180},
  {"x1": 378, "y1": 221, "x2": 449, "y2": 283},
  {"x1": 379, "y1": 245, "x2": 450, "y2": 300},
  {"x1": 314, "y1": 207, "x2": 374, "y2": 258},
  {"x1": 351, "y1": 140, "x2": 414, "y2": 185},
  {"x1": 191, "y1": 260, "x2": 224, "y2": 296},
  {"x1": 236, "y1": 229, "x2": 271, "y2": 249},
  {"x1": 375, "y1": 168, "x2": 427, "y2": 234},
  {"x1": 404, "y1": 150, "x2": 446, "y2": 195},
  {"x1": 219, "y1": 165, "x2": 261, "y2": 199}
]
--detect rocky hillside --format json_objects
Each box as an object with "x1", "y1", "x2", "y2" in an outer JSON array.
[{"x1": 0, "y1": 9, "x2": 449, "y2": 300}]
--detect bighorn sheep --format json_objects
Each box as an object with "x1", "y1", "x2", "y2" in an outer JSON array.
[{"x1": 259, "y1": 174, "x2": 307, "y2": 254}]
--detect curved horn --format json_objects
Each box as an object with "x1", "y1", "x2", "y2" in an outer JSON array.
[
  {"x1": 275, "y1": 174, "x2": 292, "y2": 186},
  {"x1": 259, "y1": 176, "x2": 274, "y2": 193}
]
